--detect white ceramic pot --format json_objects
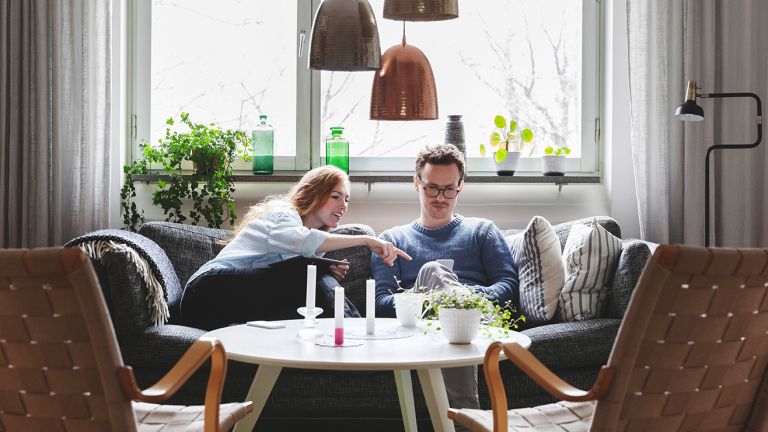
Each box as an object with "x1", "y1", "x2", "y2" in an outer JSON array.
[
  {"x1": 439, "y1": 308, "x2": 482, "y2": 344},
  {"x1": 541, "y1": 155, "x2": 566, "y2": 176},
  {"x1": 493, "y1": 151, "x2": 520, "y2": 176},
  {"x1": 394, "y1": 293, "x2": 425, "y2": 327}
]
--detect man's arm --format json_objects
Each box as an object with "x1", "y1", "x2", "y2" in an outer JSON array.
[
  {"x1": 371, "y1": 231, "x2": 400, "y2": 317},
  {"x1": 471, "y1": 222, "x2": 519, "y2": 306}
]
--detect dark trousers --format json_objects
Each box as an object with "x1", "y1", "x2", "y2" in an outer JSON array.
[{"x1": 181, "y1": 266, "x2": 360, "y2": 331}]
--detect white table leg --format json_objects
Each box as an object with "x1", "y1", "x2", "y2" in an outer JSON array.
[
  {"x1": 234, "y1": 364, "x2": 283, "y2": 432},
  {"x1": 416, "y1": 368, "x2": 455, "y2": 432},
  {"x1": 393, "y1": 369, "x2": 418, "y2": 432}
]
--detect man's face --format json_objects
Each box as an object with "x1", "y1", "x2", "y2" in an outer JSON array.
[{"x1": 415, "y1": 163, "x2": 462, "y2": 223}]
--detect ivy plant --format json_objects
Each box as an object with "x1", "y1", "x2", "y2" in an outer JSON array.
[{"x1": 121, "y1": 113, "x2": 251, "y2": 231}]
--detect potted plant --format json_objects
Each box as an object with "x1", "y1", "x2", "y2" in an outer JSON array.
[
  {"x1": 121, "y1": 112, "x2": 252, "y2": 231},
  {"x1": 423, "y1": 283, "x2": 525, "y2": 344},
  {"x1": 541, "y1": 145, "x2": 570, "y2": 176},
  {"x1": 480, "y1": 115, "x2": 534, "y2": 176}
]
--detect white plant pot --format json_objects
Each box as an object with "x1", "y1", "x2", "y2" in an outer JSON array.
[
  {"x1": 493, "y1": 151, "x2": 520, "y2": 176},
  {"x1": 541, "y1": 155, "x2": 566, "y2": 176},
  {"x1": 439, "y1": 308, "x2": 481, "y2": 344}
]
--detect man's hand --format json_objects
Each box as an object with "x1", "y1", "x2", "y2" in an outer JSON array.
[
  {"x1": 368, "y1": 237, "x2": 412, "y2": 267},
  {"x1": 329, "y1": 259, "x2": 350, "y2": 282}
]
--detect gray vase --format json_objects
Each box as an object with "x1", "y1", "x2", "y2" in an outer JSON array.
[{"x1": 444, "y1": 115, "x2": 466, "y2": 155}]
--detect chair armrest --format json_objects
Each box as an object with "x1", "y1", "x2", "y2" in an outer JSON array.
[
  {"x1": 469, "y1": 341, "x2": 615, "y2": 432},
  {"x1": 118, "y1": 337, "x2": 235, "y2": 432},
  {"x1": 500, "y1": 342, "x2": 615, "y2": 402}
]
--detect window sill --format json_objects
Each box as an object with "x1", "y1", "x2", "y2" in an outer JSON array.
[{"x1": 133, "y1": 171, "x2": 600, "y2": 186}]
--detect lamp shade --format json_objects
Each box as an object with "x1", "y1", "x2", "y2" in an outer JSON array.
[
  {"x1": 370, "y1": 42, "x2": 438, "y2": 120},
  {"x1": 674, "y1": 80, "x2": 705, "y2": 122},
  {"x1": 383, "y1": 0, "x2": 459, "y2": 21},
  {"x1": 674, "y1": 101, "x2": 705, "y2": 122},
  {"x1": 309, "y1": 0, "x2": 381, "y2": 71}
]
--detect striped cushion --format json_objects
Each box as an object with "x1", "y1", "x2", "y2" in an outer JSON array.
[
  {"x1": 559, "y1": 220, "x2": 622, "y2": 321},
  {"x1": 508, "y1": 216, "x2": 565, "y2": 323}
]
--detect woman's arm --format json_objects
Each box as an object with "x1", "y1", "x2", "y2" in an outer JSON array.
[{"x1": 317, "y1": 234, "x2": 411, "y2": 266}]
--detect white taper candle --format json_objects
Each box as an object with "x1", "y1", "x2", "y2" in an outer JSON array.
[
  {"x1": 306, "y1": 265, "x2": 316, "y2": 312},
  {"x1": 366, "y1": 279, "x2": 375, "y2": 335}
]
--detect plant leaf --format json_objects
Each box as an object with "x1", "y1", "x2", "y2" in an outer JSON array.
[
  {"x1": 521, "y1": 128, "x2": 534, "y2": 143},
  {"x1": 564, "y1": 148, "x2": 571, "y2": 155},
  {"x1": 493, "y1": 115, "x2": 507, "y2": 129},
  {"x1": 479, "y1": 144, "x2": 486, "y2": 157},
  {"x1": 509, "y1": 120, "x2": 517, "y2": 133},
  {"x1": 494, "y1": 148, "x2": 508, "y2": 163},
  {"x1": 489, "y1": 132, "x2": 501, "y2": 146},
  {"x1": 544, "y1": 146, "x2": 553, "y2": 155}
]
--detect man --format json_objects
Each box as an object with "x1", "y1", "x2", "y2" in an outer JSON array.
[{"x1": 371, "y1": 144, "x2": 519, "y2": 412}]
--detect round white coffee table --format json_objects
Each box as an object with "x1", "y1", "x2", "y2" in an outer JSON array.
[{"x1": 205, "y1": 318, "x2": 531, "y2": 432}]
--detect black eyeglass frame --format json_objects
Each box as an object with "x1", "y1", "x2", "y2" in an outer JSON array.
[{"x1": 416, "y1": 176, "x2": 462, "y2": 199}]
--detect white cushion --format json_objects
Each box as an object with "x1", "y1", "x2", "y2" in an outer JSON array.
[
  {"x1": 509, "y1": 216, "x2": 565, "y2": 323},
  {"x1": 559, "y1": 220, "x2": 622, "y2": 321}
]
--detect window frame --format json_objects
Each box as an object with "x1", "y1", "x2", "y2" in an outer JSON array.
[{"x1": 130, "y1": 0, "x2": 600, "y2": 174}]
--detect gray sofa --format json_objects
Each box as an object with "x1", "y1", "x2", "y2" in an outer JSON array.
[{"x1": 85, "y1": 216, "x2": 655, "y2": 431}]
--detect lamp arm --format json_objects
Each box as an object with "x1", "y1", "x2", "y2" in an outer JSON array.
[{"x1": 697, "y1": 92, "x2": 762, "y2": 247}]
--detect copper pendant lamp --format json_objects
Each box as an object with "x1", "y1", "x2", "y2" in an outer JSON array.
[
  {"x1": 383, "y1": 0, "x2": 458, "y2": 21},
  {"x1": 309, "y1": 0, "x2": 382, "y2": 71},
  {"x1": 370, "y1": 29, "x2": 438, "y2": 120}
]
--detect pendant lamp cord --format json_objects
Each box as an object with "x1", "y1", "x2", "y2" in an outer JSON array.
[{"x1": 402, "y1": 21, "x2": 406, "y2": 46}]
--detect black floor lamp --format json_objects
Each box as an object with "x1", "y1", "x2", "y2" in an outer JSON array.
[{"x1": 674, "y1": 80, "x2": 762, "y2": 247}]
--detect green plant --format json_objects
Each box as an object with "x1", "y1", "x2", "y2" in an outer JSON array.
[
  {"x1": 544, "y1": 145, "x2": 571, "y2": 156},
  {"x1": 422, "y1": 280, "x2": 526, "y2": 338},
  {"x1": 479, "y1": 115, "x2": 534, "y2": 163},
  {"x1": 121, "y1": 112, "x2": 252, "y2": 231}
]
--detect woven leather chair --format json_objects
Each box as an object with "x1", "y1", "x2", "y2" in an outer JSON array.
[
  {"x1": 449, "y1": 244, "x2": 768, "y2": 431},
  {"x1": 0, "y1": 248, "x2": 252, "y2": 431}
]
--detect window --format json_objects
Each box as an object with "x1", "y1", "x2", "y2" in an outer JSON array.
[{"x1": 132, "y1": 0, "x2": 598, "y2": 173}]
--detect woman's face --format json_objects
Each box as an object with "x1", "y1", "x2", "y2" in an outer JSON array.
[{"x1": 312, "y1": 180, "x2": 350, "y2": 229}]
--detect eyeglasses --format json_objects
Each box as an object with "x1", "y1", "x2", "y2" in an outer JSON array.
[{"x1": 417, "y1": 177, "x2": 461, "y2": 199}]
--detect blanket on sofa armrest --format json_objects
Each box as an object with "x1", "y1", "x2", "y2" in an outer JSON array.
[{"x1": 66, "y1": 229, "x2": 182, "y2": 326}]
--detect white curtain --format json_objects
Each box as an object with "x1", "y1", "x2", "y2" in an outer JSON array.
[
  {"x1": 626, "y1": 0, "x2": 686, "y2": 244},
  {"x1": 0, "y1": 0, "x2": 112, "y2": 247},
  {"x1": 627, "y1": 0, "x2": 768, "y2": 247}
]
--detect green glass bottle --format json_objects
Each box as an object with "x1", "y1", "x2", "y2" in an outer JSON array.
[
  {"x1": 325, "y1": 126, "x2": 349, "y2": 173},
  {"x1": 252, "y1": 114, "x2": 274, "y2": 174}
]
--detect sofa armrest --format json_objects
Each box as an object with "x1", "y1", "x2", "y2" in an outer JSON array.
[
  {"x1": 520, "y1": 318, "x2": 621, "y2": 369},
  {"x1": 120, "y1": 324, "x2": 207, "y2": 370},
  {"x1": 605, "y1": 239, "x2": 657, "y2": 319}
]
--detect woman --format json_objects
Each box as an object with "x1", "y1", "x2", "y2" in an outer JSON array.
[{"x1": 181, "y1": 165, "x2": 410, "y2": 330}]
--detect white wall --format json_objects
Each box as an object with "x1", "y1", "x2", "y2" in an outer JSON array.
[{"x1": 129, "y1": 0, "x2": 640, "y2": 237}]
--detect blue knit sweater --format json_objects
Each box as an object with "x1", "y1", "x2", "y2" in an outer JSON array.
[{"x1": 371, "y1": 214, "x2": 519, "y2": 317}]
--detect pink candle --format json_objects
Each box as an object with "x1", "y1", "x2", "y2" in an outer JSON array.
[{"x1": 334, "y1": 286, "x2": 344, "y2": 345}]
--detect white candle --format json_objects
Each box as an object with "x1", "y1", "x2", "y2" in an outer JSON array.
[
  {"x1": 334, "y1": 286, "x2": 344, "y2": 345},
  {"x1": 306, "y1": 265, "x2": 316, "y2": 312},
  {"x1": 366, "y1": 279, "x2": 375, "y2": 335}
]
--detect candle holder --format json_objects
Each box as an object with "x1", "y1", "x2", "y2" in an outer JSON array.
[{"x1": 297, "y1": 306, "x2": 323, "y2": 339}]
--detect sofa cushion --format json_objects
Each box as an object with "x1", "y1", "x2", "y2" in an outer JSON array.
[
  {"x1": 605, "y1": 239, "x2": 656, "y2": 319},
  {"x1": 138, "y1": 222, "x2": 231, "y2": 288},
  {"x1": 507, "y1": 216, "x2": 565, "y2": 324},
  {"x1": 325, "y1": 224, "x2": 376, "y2": 309},
  {"x1": 101, "y1": 250, "x2": 156, "y2": 334},
  {"x1": 559, "y1": 221, "x2": 622, "y2": 321},
  {"x1": 521, "y1": 318, "x2": 620, "y2": 369}
]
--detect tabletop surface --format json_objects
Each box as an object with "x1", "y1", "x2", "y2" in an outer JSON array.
[{"x1": 205, "y1": 318, "x2": 532, "y2": 371}]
